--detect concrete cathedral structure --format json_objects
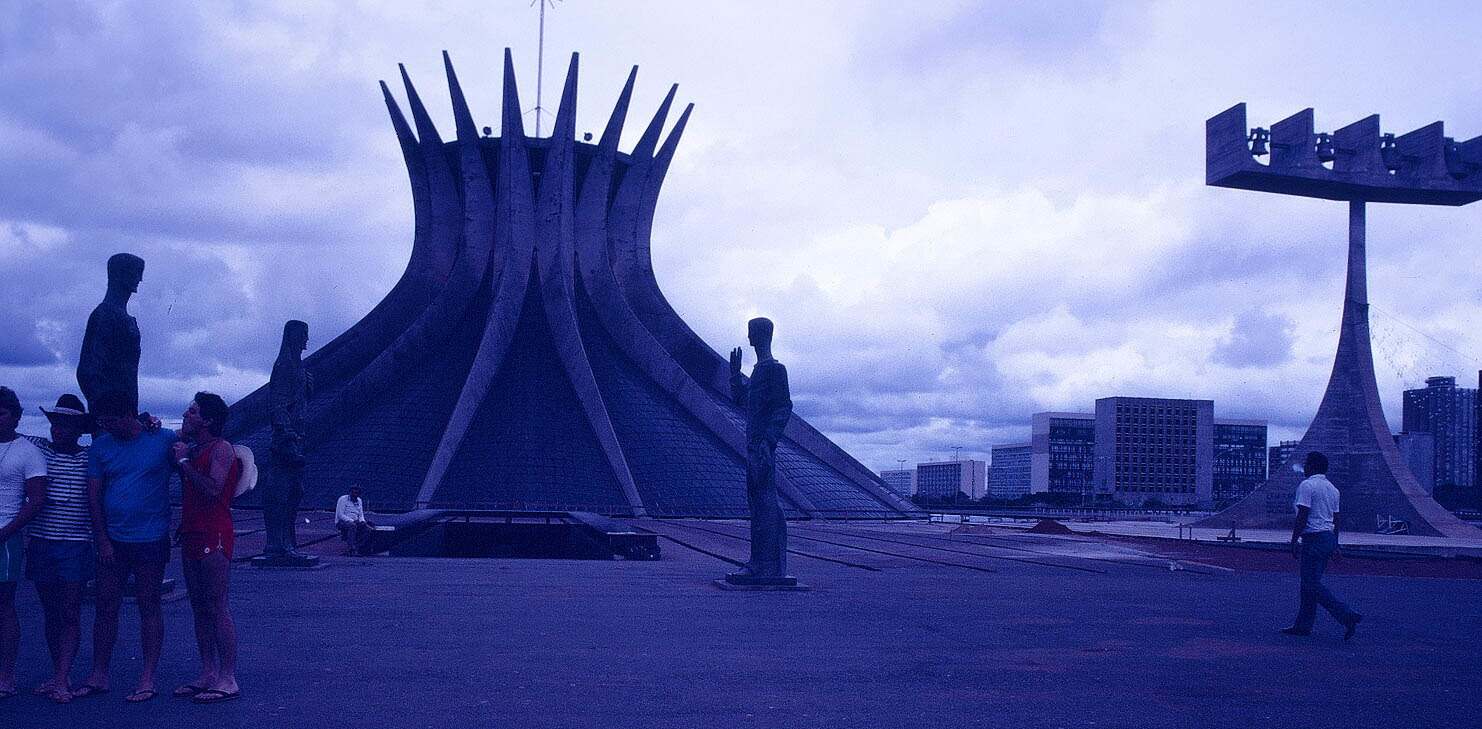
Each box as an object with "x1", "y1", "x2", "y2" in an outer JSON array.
[
  {"x1": 224, "y1": 51, "x2": 914, "y2": 519},
  {"x1": 1199, "y1": 103, "x2": 1482, "y2": 537}
]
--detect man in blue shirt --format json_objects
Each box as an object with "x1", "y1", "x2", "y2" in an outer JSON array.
[{"x1": 73, "y1": 390, "x2": 177, "y2": 703}]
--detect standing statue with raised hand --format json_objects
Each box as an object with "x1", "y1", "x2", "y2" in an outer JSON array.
[
  {"x1": 263, "y1": 320, "x2": 313, "y2": 562},
  {"x1": 726, "y1": 317, "x2": 794, "y2": 583},
  {"x1": 78, "y1": 253, "x2": 145, "y2": 418}
]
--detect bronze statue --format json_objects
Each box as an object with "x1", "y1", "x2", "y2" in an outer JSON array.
[
  {"x1": 265, "y1": 320, "x2": 312, "y2": 557},
  {"x1": 78, "y1": 253, "x2": 144, "y2": 416},
  {"x1": 727, "y1": 317, "x2": 792, "y2": 580}
]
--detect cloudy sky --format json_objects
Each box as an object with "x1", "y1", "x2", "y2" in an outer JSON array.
[{"x1": 4, "y1": 1, "x2": 1481, "y2": 471}]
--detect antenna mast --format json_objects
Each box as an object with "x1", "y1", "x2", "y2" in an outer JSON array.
[{"x1": 530, "y1": 0, "x2": 560, "y2": 137}]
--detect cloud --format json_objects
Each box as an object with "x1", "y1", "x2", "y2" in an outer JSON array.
[{"x1": 5, "y1": 0, "x2": 1482, "y2": 476}]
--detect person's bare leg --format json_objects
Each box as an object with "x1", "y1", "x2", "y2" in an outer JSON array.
[
  {"x1": 0, "y1": 583, "x2": 18, "y2": 695},
  {"x1": 49, "y1": 581, "x2": 84, "y2": 701},
  {"x1": 33, "y1": 581, "x2": 62, "y2": 694},
  {"x1": 180, "y1": 557, "x2": 218, "y2": 692},
  {"x1": 128, "y1": 560, "x2": 166, "y2": 700},
  {"x1": 201, "y1": 552, "x2": 237, "y2": 694},
  {"x1": 77, "y1": 562, "x2": 125, "y2": 694}
]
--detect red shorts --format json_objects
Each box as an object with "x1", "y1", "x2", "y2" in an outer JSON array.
[{"x1": 180, "y1": 531, "x2": 234, "y2": 561}]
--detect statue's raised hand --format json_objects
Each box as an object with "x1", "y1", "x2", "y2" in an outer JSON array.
[{"x1": 729, "y1": 347, "x2": 744, "y2": 377}]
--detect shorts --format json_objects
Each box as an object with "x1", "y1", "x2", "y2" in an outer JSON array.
[
  {"x1": 107, "y1": 538, "x2": 171, "y2": 570},
  {"x1": 25, "y1": 537, "x2": 96, "y2": 582},
  {"x1": 180, "y1": 531, "x2": 234, "y2": 561},
  {"x1": 0, "y1": 533, "x2": 21, "y2": 582}
]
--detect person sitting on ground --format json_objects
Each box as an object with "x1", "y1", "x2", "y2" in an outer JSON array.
[
  {"x1": 171, "y1": 393, "x2": 241, "y2": 703},
  {"x1": 22, "y1": 394, "x2": 95, "y2": 703},
  {"x1": 0, "y1": 386, "x2": 48, "y2": 702},
  {"x1": 75, "y1": 389, "x2": 177, "y2": 703},
  {"x1": 335, "y1": 486, "x2": 374, "y2": 556}
]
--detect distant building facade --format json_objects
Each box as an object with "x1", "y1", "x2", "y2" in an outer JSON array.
[
  {"x1": 1268, "y1": 440, "x2": 1298, "y2": 477},
  {"x1": 916, "y1": 459, "x2": 986, "y2": 501},
  {"x1": 1402, "y1": 376, "x2": 1477, "y2": 496},
  {"x1": 879, "y1": 469, "x2": 916, "y2": 499},
  {"x1": 1092, "y1": 397, "x2": 1214, "y2": 507},
  {"x1": 1029, "y1": 412, "x2": 1096, "y2": 499},
  {"x1": 1213, "y1": 419, "x2": 1267, "y2": 505},
  {"x1": 1394, "y1": 432, "x2": 1435, "y2": 494},
  {"x1": 989, "y1": 444, "x2": 1032, "y2": 499}
]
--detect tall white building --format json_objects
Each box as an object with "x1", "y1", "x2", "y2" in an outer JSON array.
[
  {"x1": 990, "y1": 443, "x2": 1032, "y2": 499},
  {"x1": 916, "y1": 459, "x2": 987, "y2": 500},
  {"x1": 1092, "y1": 397, "x2": 1214, "y2": 508}
]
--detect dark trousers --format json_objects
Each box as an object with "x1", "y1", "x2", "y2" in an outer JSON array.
[
  {"x1": 745, "y1": 440, "x2": 787, "y2": 575},
  {"x1": 338, "y1": 521, "x2": 373, "y2": 555},
  {"x1": 1294, "y1": 530, "x2": 1359, "y2": 631}
]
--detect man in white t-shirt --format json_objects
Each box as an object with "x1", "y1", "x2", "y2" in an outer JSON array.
[
  {"x1": 1283, "y1": 451, "x2": 1363, "y2": 639},
  {"x1": 0, "y1": 386, "x2": 48, "y2": 699},
  {"x1": 335, "y1": 486, "x2": 375, "y2": 556}
]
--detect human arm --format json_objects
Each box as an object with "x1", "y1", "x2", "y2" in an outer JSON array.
[
  {"x1": 1331, "y1": 511, "x2": 1342, "y2": 561},
  {"x1": 728, "y1": 348, "x2": 746, "y2": 405},
  {"x1": 173, "y1": 440, "x2": 234, "y2": 498},
  {"x1": 0, "y1": 476, "x2": 46, "y2": 541},
  {"x1": 1290, "y1": 505, "x2": 1309, "y2": 559},
  {"x1": 86, "y1": 475, "x2": 115, "y2": 566}
]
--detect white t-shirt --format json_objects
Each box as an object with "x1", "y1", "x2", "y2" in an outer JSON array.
[
  {"x1": 1294, "y1": 473, "x2": 1340, "y2": 533},
  {"x1": 0, "y1": 436, "x2": 48, "y2": 526}
]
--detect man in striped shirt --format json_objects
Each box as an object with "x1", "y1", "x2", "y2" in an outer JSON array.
[{"x1": 22, "y1": 394, "x2": 94, "y2": 703}]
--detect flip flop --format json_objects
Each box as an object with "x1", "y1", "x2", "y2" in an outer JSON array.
[
  {"x1": 193, "y1": 689, "x2": 241, "y2": 704},
  {"x1": 125, "y1": 689, "x2": 158, "y2": 703},
  {"x1": 173, "y1": 684, "x2": 210, "y2": 697},
  {"x1": 71, "y1": 685, "x2": 109, "y2": 700},
  {"x1": 50, "y1": 688, "x2": 74, "y2": 704},
  {"x1": 0, "y1": 689, "x2": 18, "y2": 701},
  {"x1": 34, "y1": 682, "x2": 55, "y2": 696}
]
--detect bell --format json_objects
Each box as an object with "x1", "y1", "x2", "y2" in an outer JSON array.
[
  {"x1": 1380, "y1": 133, "x2": 1401, "y2": 171},
  {"x1": 1248, "y1": 127, "x2": 1269, "y2": 156},
  {"x1": 1315, "y1": 133, "x2": 1335, "y2": 163}
]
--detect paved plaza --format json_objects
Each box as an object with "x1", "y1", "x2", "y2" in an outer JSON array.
[{"x1": 3, "y1": 514, "x2": 1480, "y2": 728}]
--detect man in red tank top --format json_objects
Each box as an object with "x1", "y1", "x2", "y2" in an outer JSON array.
[{"x1": 171, "y1": 393, "x2": 241, "y2": 703}]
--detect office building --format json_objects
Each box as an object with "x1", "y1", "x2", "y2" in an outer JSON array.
[
  {"x1": 1092, "y1": 397, "x2": 1214, "y2": 507},
  {"x1": 1029, "y1": 412, "x2": 1096, "y2": 498},
  {"x1": 879, "y1": 469, "x2": 916, "y2": 499},
  {"x1": 1213, "y1": 419, "x2": 1267, "y2": 505},
  {"x1": 1402, "y1": 376, "x2": 1477, "y2": 495},
  {"x1": 1394, "y1": 432, "x2": 1435, "y2": 494},
  {"x1": 990, "y1": 444, "x2": 1032, "y2": 499},
  {"x1": 1268, "y1": 440, "x2": 1298, "y2": 477},
  {"x1": 916, "y1": 459, "x2": 987, "y2": 500}
]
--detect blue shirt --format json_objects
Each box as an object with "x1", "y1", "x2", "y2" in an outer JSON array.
[{"x1": 87, "y1": 428, "x2": 178, "y2": 542}]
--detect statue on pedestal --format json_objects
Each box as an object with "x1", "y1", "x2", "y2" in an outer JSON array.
[
  {"x1": 78, "y1": 253, "x2": 144, "y2": 417},
  {"x1": 263, "y1": 320, "x2": 313, "y2": 562},
  {"x1": 725, "y1": 317, "x2": 795, "y2": 584}
]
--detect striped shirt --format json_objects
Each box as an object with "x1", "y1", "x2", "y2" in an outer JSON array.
[{"x1": 24, "y1": 436, "x2": 92, "y2": 541}]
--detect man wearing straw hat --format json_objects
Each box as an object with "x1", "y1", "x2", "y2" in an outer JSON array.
[{"x1": 22, "y1": 394, "x2": 95, "y2": 703}]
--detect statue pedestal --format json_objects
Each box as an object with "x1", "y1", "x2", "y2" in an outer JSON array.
[
  {"x1": 714, "y1": 574, "x2": 808, "y2": 591},
  {"x1": 251, "y1": 553, "x2": 322, "y2": 569}
]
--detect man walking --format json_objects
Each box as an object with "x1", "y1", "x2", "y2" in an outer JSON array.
[
  {"x1": 75, "y1": 390, "x2": 177, "y2": 702},
  {"x1": 1283, "y1": 451, "x2": 1363, "y2": 639}
]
